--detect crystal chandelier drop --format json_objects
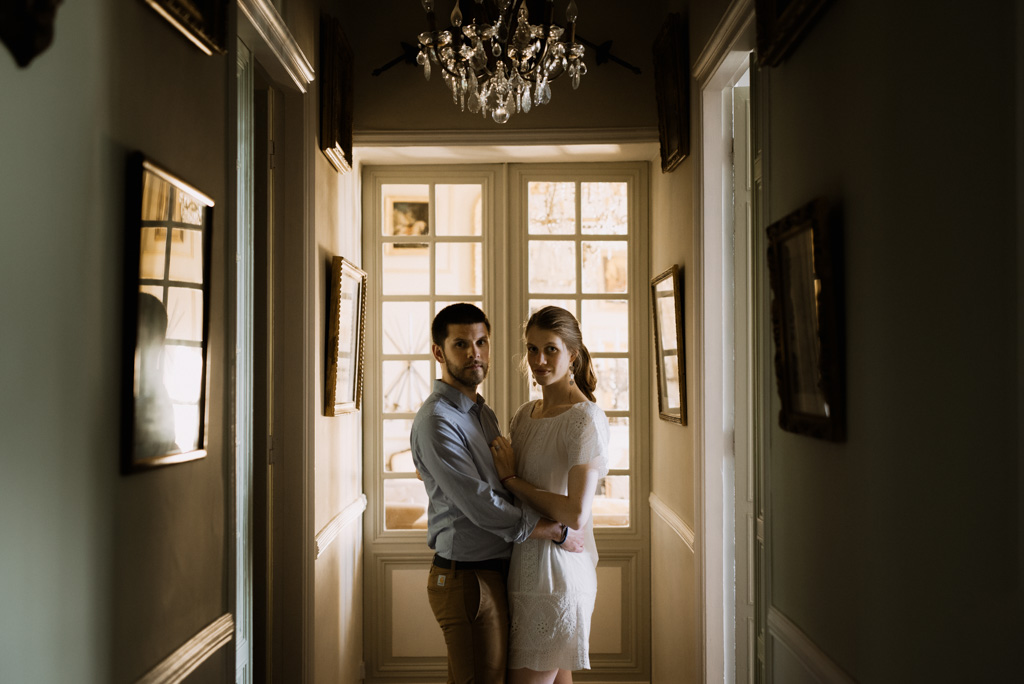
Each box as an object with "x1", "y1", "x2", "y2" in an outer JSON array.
[{"x1": 416, "y1": 0, "x2": 586, "y2": 124}]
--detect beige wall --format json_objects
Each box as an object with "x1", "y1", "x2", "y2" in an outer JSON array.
[
  {"x1": 649, "y1": 142, "x2": 700, "y2": 683},
  {"x1": 0, "y1": 1, "x2": 230, "y2": 682},
  {"x1": 312, "y1": 126, "x2": 364, "y2": 683},
  {"x1": 648, "y1": 1, "x2": 704, "y2": 681}
]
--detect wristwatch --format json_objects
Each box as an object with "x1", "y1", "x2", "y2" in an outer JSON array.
[{"x1": 554, "y1": 523, "x2": 568, "y2": 545}]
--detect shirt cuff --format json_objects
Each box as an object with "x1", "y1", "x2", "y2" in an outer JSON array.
[{"x1": 516, "y1": 504, "x2": 542, "y2": 544}]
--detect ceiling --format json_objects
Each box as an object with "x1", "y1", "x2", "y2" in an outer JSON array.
[{"x1": 334, "y1": 0, "x2": 681, "y2": 139}]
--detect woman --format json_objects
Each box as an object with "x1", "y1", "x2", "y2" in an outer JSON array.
[{"x1": 490, "y1": 306, "x2": 609, "y2": 684}]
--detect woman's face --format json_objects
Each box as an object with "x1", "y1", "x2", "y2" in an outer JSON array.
[{"x1": 525, "y1": 327, "x2": 574, "y2": 388}]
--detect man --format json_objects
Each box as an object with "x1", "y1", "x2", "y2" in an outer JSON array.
[{"x1": 411, "y1": 303, "x2": 584, "y2": 684}]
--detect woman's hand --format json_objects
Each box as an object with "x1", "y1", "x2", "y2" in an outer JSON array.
[{"x1": 489, "y1": 435, "x2": 517, "y2": 481}]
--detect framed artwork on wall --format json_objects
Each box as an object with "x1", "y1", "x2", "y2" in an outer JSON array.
[
  {"x1": 122, "y1": 153, "x2": 214, "y2": 473},
  {"x1": 320, "y1": 13, "x2": 354, "y2": 173},
  {"x1": 325, "y1": 256, "x2": 367, "y2": 415},
  {"x1": 652, "y1": 13, "x2": 690, "y2": 173},
  {"x1": 755, "y1": 0, "x2": 835, "y2": 67},
  {"x1": 143, "y1": 0, "x2": 227, "y2": 55},
  {"x1": 0, "y1": 0, "x2": 62, "y2": 67},
  {"x1": 384, "y1": 196, "x2": 430, "y2": 253},
  {"x1": 651, "y1": 264, "x2": 687, "y2": 424},
  {"x1": 766, "y1": 198, "x2": 845, "y2": 441}
]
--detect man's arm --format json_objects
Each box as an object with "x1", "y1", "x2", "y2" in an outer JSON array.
[
  {"x1": 414, "y1": 415, "x2": 538, "y2": 543},
  {"x1": 528, "y1": 517, "x2": 585, "y2": 553}
]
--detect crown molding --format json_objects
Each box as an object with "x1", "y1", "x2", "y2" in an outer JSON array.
[
  {"x1": 353, "y1": 127, "x2": 659, "y2": 147},
  {"x1": 693, "y1": 0, "x2": 756, "y2": 84},
  {"x1": 237, "y1": 0, "x2": 314, "y2": 92}
]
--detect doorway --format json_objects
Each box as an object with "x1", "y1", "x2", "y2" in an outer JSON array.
[{"x1": 695, "y1": 5, "x2": 766, "y2": 682}]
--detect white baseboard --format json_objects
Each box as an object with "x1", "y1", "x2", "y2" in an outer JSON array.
[{"x1": 136, "y1": 613, "x2": 234, "y2": 684}]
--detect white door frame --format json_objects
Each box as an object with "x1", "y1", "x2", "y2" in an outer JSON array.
[
  {"x1": 692, "y1": 1, "x2": 756, "y2": 681},
  {"x1": 236, "y1": 1, "x2": 314, "y2": 680}
]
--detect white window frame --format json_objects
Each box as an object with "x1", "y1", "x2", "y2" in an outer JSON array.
[{"x1": 361, "y1": 162, "x2": 649, "y2": 545}]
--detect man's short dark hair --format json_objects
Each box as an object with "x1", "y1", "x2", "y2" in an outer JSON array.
[{"x1": 431, "y1": 303, "x2": 491, "y2": 347}]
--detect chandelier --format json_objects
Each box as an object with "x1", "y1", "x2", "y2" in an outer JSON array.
[{"x1": 416, "y1": 0, "x2": 585, "y2": 124}]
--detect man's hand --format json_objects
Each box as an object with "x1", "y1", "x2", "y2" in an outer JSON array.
[{"x1": 559, "y1": 526, "x2": 585, "y2": 553}]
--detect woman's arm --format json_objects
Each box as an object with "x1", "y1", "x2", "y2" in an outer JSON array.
[{"x1": 490, "y1": 436, "x2": 600, "y2": 530}]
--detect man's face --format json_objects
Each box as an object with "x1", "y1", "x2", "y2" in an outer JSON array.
[{"x1": 434, "y1": 322, "x2": 490, "y2": 392}]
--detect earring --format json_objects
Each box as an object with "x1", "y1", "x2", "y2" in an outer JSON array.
[{"x1": 569, "y1": 372, "x2": 575, "y2": 386}]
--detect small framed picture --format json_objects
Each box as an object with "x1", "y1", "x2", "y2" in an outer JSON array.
[
  {"x1": 325, "y1": 256, "x2": 367, "y2": 415},
  {"x1": 755, "y1": 0, "x2": 835, "y2": 67},
  {"x1": 319, "y1": 13, "x2": 353, "y2": 173},
  {"x1": 387, "y1": 197, "x2": 429, "y2": 237},
  {"x1": 384, "y1": 197, "x2": 430, "y2": 253},
  {"x1": 651, "y1": 264, "x2": 687, "y2": 425},
  {"x1": 122, "y1": 154, "x2": 214, "y2": 473},
  {"x1": 652, "y1": 13, "x2": 689, "y2": 173},
  {"x1": 142, "y1": 0, "x2": 227, "y2": 55},
  {"x1": 766, "y1": 198, "x2": 845, "y2": 441}
]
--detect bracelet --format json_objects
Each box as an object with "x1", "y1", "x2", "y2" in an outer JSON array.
[
  {"x1": 500, "y1": 474, "x2": 517, "y2": 485},
  {"x1": 553, "y1": 523, "x2": 568, "y2": 545}
]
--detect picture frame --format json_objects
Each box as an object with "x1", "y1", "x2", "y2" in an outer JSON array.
[
  {"x1": 651, "y1": 265, "x2": 687, "y2": 424},
  {"x1": 122, "y1": 153, "x2": 214, "y2": 473},
  {"x1": 652, "y1": 13, "x2": 690, "y2": 173},
  {"x1": 383, "y1": 196, "x2": 430, "y2": 253},
  {"x1": 766, "y1": 198, "x2": 845, "y2": 441},
  {"x1": 319, "y1": 13, "x2": 354, "y2": 173},
  {"x1": 325, "y1": 256, "x2": 367, "y2": 415},
  {"x1": 0, "y1": 0, "x2": 62, "y2": 67},
  {"x1": 755, "y1": 0, "x2": 834, "y2": 67},
  {"x1": 142, "y1": 0, "x2": 227, "y2": 56}
]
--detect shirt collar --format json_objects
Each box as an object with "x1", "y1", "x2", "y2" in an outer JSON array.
[{"x1": 433, "y1": 379, "x2": 484, "y2": 414}]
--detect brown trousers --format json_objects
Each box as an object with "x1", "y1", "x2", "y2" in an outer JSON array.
[{"x1": 426, "y1": 562, "x2": 509, "y2": 684}]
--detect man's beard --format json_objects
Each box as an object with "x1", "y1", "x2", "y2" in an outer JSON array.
[{"x1": 444, "y1": 355, "x2": 487, "y2": 390}]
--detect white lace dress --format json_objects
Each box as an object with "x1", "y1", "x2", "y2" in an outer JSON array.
[{"x1": 507, "y1": 399, "x2": 610, "y2": 672}]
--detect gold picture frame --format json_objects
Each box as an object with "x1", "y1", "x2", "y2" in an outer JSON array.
[
  {"x1": 142, "y1": 0, "x2": 227, "y2": 56},
  {"x1": 325, "y1": 256, "x2": 367, "y2": 415}
]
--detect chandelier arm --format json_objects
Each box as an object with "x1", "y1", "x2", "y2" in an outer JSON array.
[{"x1": 574, "y1": 35, "x2": 642, "y2": 75}]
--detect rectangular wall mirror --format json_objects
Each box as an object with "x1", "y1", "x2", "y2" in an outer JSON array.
[
  {"x1": 651, "y1": 264, "x2": 687, "y2": 424},
  {"x1": 766, "y1": 198, "x2": 845, "y2": 441},
  {"x1": 122, "y1": 154, "x2": 213, "y2": 473}
]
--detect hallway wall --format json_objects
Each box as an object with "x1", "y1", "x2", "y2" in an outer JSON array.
[
  {"x1": 0, "y1": 1, "x2": 230, "y2": 682},
  {"x1": 312, "y1": 107, "x2": 364, "y2": 684},
  {"x1": 649, "y1": 133, "x2": 700, "y2": 684},
  {"x1": 756, "y1": 0, "x2": 1021, "y2": 679},
  {"x1": 651, "y1": 0, "x2": 1024, "y2": 682}
]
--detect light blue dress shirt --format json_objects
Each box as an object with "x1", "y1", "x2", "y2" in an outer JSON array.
[{"x1": 411, "y1": 380, "x2": 540, "y2": 561}]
